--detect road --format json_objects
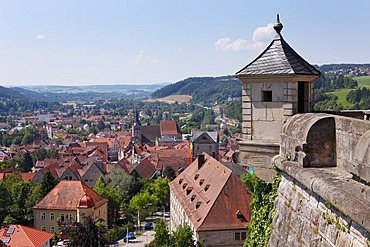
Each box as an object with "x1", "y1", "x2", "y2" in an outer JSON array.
[{"x1": 117, "y1": 229, "x2": 155, "y2": 247}]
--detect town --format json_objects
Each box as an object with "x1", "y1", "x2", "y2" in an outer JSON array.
[{"x1": 0, "y1": 12, "x2": 370, "y2": 247}]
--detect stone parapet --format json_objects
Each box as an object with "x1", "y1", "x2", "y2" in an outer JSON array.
[{"x1": 269, "y1": 172, "x2": 370, "y2": 247}]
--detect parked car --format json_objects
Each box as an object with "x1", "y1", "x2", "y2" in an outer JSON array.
[
  {"x1": 124, "y1": 231, "x2": 136, "y2": 240},
  {"x1": 62, "y1": 239, "x2": 69, "y2": 247},
  {"x1": 163, "y1": 212, "x2": 170, "y2": 217},
  {"x1": 144, "y1": 222, "x2": 153, "y2": 230}
]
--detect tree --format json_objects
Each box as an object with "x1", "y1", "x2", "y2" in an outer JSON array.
[
  {"x1": 171, "y1": 224, "x2": 197, "y2": 247},
  {"x1": 20, "y1": 152, "x2": 33, "y2": 172},
  {"x1": 41, "y1": 170, "x2": 59, "y2": 197},
  {"x1": 65, "y1": 215, "x2": 107, "y2": 247},
  {"x1": 94, "y1": 176, "x2": 122, "y2": 226},
  {"x1": 153, "y1": 219, "x2": 171, "y2": 247},
  {"x1": 105, "y1": 168, "x2": 134, "y2": 202},
  {"x1": 163, "y1": 166, "x2": 176, "y2": 181},
  {"x1": 21, "y1": 132, "x2": 34, "y2": 144}
]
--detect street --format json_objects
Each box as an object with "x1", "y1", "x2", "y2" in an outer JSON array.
[{"x1": 117, "y1": 229, "x2": 155, "y2": 247}]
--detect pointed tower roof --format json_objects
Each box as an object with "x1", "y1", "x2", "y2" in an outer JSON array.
[{"x1": 236, "y1": 15, "x2": 321, "y2": 77}]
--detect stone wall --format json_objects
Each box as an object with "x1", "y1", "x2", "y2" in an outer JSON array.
[
  {"x1": 269, "y1": 173, "x2": 370, "y2": 247},
  {"x1": 269, "y1": 113, "x2": 370, "y2": 246}
]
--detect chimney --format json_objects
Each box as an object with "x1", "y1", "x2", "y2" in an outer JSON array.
[{"x1": 198, "y1": 154, "x2": 205, "y2": 169}]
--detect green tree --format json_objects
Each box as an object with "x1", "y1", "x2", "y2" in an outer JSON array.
[
  {"x1": 41, "y1": 170, "x2": 59, "y2": 197},
  {"x1": 94, "y1": 176, "x2": 122, "y2": 226},
  {"x1": 21, "y1": 132, "x2": 34, "y2": 144},
  {"x1": 163, "y1": 166, "x2": 176, "y2": 181},
  {"x1": 105, "y1": 168, "x2": 134, "y2": 203},
  {"x1": 66, "y1": 215, "x2": 107, "y2": 247},
  {"x1": 171, "y1": 224, "x2": 196, "y2": 247},
  {"x1": 153, "y1": 219, "x2": 171, "y2": 247},
  {"x1": 20, "y1": 152, "x2": 34, "y2": 172}
]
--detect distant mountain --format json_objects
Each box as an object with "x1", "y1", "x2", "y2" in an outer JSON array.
[
  {"x1": 151, "y1": 75, "x2": 242, "y2": 105},
  {"x1": 15, "y1": 83, "x2": 169, "y2": 101}
]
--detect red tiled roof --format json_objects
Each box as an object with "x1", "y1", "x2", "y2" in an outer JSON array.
[
  {"x1": 169, "y1": 153, "x2": 252, "y2": 231},
  {"x1": 160, "y1": 120, "x2": 181, "y2": 136},
  {"x1": 20, "y1": 172, "x2": 37, "y2": 182},
  {"x1": 33, "y1": 180, "x2": 108, "y2": 210},
  {"x1": 0, "y1": 224, "x2": 53, "y2": 247}
]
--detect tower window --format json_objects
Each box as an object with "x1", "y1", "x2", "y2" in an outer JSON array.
[{"x1": 262, "y1": 91, "x2": 272, "y2": 102}]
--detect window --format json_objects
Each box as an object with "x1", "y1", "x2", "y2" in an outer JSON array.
[
  {"x1": 68, "y1": 214, "x2": 73, "y2": 221},
  {"x1": 90, "y1": 179, "x2": 93, "y2": 182},
  {"x1": 196, "y1": 202, "x2": 201, "y2": 209},
  {"x1": 262, "y1": 90, "x2": 272, "y2": 102},
  {"x1": 60, "y1": 214, "x2": 65, "y2": 222},
  {"x1": 50, "y1": 213, "x2": 55, "y2": 221},
  {"x1": 186, "y1": 187, "x2": 193, "y2": 195},
  {"x1": 182, "y1": 183, "x2": 188, "y2": 189},
  {"x1": 84, "y1": 179, "x2": 88, "y2": 182},
  {"x1": 194, "y1": 174, "x2": 199, "y2": 181},
  {"x1": 235, "y1": 232, "x2": 241, "y2": 241},
  {"x1": 50, "y1": 226, "x2": 55, "y2": 232},
  {"x1": 179, "y1": 179, "x2": 183, "y2": 184},
  {"x1": 191, "y1": 195, "x2": 196, "y2": 202},
  {"x1": 199, "y1": 179, "x2": 204, "y2": 186},
  {"x1": 41, "y1": 226, "x2": 46, "y2": 231},
  {"x1": 204, "y1": 184, "x2": 210, "y2": 192},
  {"x1": 69, "y1": 176, "x2": 72, "y2": 180},
  {"x1": 241, "y1": 232, "x2": 247, "y2": 240},
  {"x1": 41, "y1": 212, "x2": 46, "y2": 220}
]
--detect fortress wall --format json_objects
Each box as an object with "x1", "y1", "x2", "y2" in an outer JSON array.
[
  {"x1": 269, "y1": 114, "x2": 370, "y2": 246},
  {"x1": 269, "y1": 173, "x2": 369, "y2": 247}
]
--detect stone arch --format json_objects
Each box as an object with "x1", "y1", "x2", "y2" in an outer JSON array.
[
  {"x1": 303, "y1": 117, "x2": 336, "y2": 167},
  {"x1": 280, "y1": 113, "x2": 336, "y2": 167},
  {"x1": 352, "y1": 129, "x2": 370, "y2": 165}
]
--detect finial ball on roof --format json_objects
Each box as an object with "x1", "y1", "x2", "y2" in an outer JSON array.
[{"x1": 273, "y1": 14, "x2": 283, "y2": 34}]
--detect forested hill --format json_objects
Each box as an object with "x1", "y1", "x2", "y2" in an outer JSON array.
[
  {"x1": 151, "y1": 75, "x2": 242, "y2": 104},
  {"x1": 0, "y1": 86, "x2": 25, "y2": 99}
]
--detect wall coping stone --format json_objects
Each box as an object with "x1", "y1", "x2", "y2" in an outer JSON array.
[{"x1": 275, "y1": 158, "x2": 370, "y2": 232}]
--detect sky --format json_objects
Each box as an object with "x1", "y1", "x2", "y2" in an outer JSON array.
[{"x1": 0, "y1": 0, "x2": 369, "y2": 86}]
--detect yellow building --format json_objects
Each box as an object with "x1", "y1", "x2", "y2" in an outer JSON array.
[{"x1": 33, "y1": 180, "x2": 108, "y2": 234}]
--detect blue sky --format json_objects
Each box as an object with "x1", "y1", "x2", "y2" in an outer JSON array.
[{"x1": 0, "y1": 0, "x2": 369, "y2": 86}]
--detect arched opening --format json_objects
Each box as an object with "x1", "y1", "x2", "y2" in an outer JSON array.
[{"x1": 303, "y1": 117, "x2": 336, "y2": 167}]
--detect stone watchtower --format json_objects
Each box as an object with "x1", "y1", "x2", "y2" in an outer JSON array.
[{"x1": 235, "y1": 15, "x2": 321, "y2": 182}]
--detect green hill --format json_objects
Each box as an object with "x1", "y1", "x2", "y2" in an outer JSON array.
[
  {"x1": 151, "y1": 75, "x2": 242, "y2": 105},
  {"x1": 0, "y1": 86, "x2": 25, "y2": 99}
]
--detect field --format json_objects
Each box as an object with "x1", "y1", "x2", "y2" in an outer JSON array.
[
  {"x1": 326, "y1": 76, "x2": 370, "y2": 108},
  {"x1": 353, "y1": 76, "x2": 370, "y2": 88},
  {"x1": 146, "y1": 95, "x2": 192, "y2": 104}
]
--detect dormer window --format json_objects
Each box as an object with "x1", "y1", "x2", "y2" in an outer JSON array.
[
  {"x1": 196, "y1": 201, "x2": 201, "y2": 209},
  {"x1": 262, "y1": 91, "x2": 272, "y2": 102},
  {"x1": 199, "y1": 179, "x2": 204, "y2": 186},
  {"x1": 182, "y1": 183, "x2": 188, "y2": 189},
  {"x1": 186, "y1": 187, "x2": 193, "y2": 196},
  {"x1": 204, "y1": 184, "x2": 210, "y2": 192},
  {"x1": 194, "y1": 174, "x2": 199, "y2": 181},
  {"x1": 191, "y1": 195, "x2": 196, "y2": 202},
  {"x1": 179, "y1": 179, "x2": 183, "y2": 184}
]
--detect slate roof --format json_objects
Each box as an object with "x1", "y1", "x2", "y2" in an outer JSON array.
[{"x1": 236, "y1": 17, "x2": 321, "y2": 77}]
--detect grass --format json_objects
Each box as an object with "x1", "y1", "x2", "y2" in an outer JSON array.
[
  {"x1": 325, "y1": 76, "x2": 370, "y2": 108},
  {"x1": 353, "y1": 76, "x2": 370, "y2": 88},
  {"x1": 327, "y1": 89, "x2": 353, "y2": 108}
]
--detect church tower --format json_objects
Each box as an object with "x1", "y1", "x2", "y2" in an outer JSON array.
[
  {"x1": 131, "y1": 106, "x2": 142, "y2": 145},
  {"x1": 235, "y1": 15, "x2": 321, "y2": 182}
]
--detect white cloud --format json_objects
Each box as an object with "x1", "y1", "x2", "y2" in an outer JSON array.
[
  {"x1": 36, "y1": 34, "x2": 52, "y2": 41},
  {"x1": 253, "y1": 23, "x2": 274, "y2": 42},
  {"x1": 215, "y1": 23, "x2": 274, "y2": 52},
  {"x1": 133, "y1": 50, "x2": 160, "y2": 65}
]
